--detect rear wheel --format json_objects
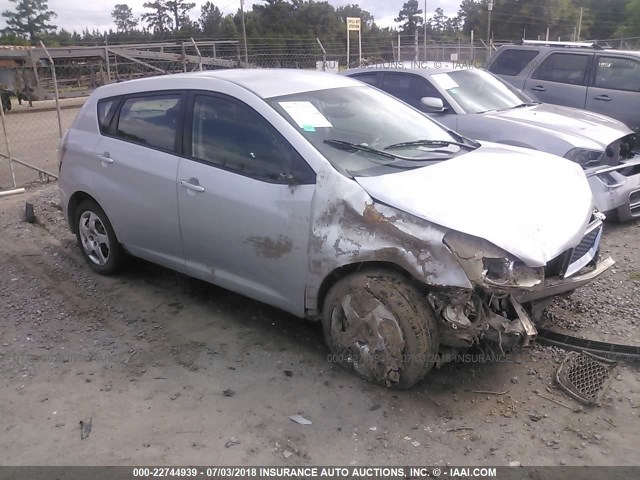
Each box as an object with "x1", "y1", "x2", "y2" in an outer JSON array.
[
  {"x1": 322, "y1": 269, "x2": 439, "y2": 389},
  {"x1": 74, "y1": 199, "x2": 124, "y2": 275}
]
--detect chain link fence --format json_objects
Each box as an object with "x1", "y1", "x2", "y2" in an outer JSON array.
[{"x1": 1, "y1": 35, "x2": 638, "y2": 191}]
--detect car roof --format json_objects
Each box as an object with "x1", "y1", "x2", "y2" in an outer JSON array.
[
  {"x1": 496, "y1": 43, "x2": 640, "y2": 57},
  {"x1": 94, "y1": 69, "x2": 361, "y2": 99}
]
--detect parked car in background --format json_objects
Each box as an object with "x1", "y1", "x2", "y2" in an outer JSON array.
[
  {"x1": 59, "y1": 70, "x2": 613, "y2": 388},
  {"x1": 345, "y1": 63, "x2": 640, "y2": 221},
  {"x1": 487, "y1": 40, "x2": 640, "y2": 134}
]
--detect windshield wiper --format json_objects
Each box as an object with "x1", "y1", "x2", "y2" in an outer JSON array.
[
  {"x1": 384, "y1": 139, "x2": 478, "y2": 151},
  {"x1": 511, "y1": 102, "x2": 539, "y2": 108},
  {"x1": 323, "y1": 139, "x2": 399, "y2": 160}
]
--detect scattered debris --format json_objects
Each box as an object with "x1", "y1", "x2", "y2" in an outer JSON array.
[
  {"x1": 289, "y1": 415, "x2": 312, "y2": 425},
  {"x1": 369, "y1": 404, "x2": 381, "y2": 411},
  {"x1": 534, "y1": 392, "x2": 574, "y2": 411},
  {"x1": 79, "y1": 418, "x2": 92, "y2": 440},
  {"x1": 411, "y1": 440, "x2": 421, "y2": 447},
  {"x1": 511, "y1": 377, "x2": 519, "y2": 385},
  {"x1": 556, "y1": 352, "x2": 617, "y2": 406},
  {"x1": 170, "y1": 393, "x2": 180, "y2": 400},
  {"x1": 508, "y1": 461, "x2": 521, "y2": 467},
  {"x1": 223, "y1": 388, "x2": 235, "y2": 397},
  {"x1": 283, "y1": 450, "x2": 293, "y2": 459},
  {"x1": 469, "y1": 390, "x2": 508, "y2": 395},
  {"x1": 224, "y1": 438, "x2": 240, "y2": 448},
  {"x1": 369, "y1": 426, "x2": 377, "y2": 431},
  {"x1": 528, "y1": 413, "x2": 543, "y2": 422},
  {"x1": 124, "y1": 350, "x2": 137, "y2": 364},
  {"x1": 283, "y1": 370, "x2": 293, "y2": 377},
  {"x1": 447, "y1": 427, "x2": 474, "y2": 432}
]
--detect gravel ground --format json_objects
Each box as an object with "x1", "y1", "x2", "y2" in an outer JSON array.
[{"x1": 0, "y1": 184, "x2": 639, "y2": 467}]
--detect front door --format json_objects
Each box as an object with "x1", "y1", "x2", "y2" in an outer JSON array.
[{"x1": 177, "y1": 93, "x2": 316, "y2": 315}]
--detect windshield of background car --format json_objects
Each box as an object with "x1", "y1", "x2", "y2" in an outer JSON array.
[
  {"x1": 431, "y1": 69, "x2": 532, "y2": 114},
  {"x1": 268, "y1": 85, "x2": 468, "y2": 176}
]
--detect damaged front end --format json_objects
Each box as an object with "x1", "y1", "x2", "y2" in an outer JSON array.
[{"x1": 430, "y1": 216, "x2": 614, "y2": 361}]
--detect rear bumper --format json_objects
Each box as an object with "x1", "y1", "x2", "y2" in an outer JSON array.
[{"x1": 515, "y1": 256, "x2": 615, "y2": 303}]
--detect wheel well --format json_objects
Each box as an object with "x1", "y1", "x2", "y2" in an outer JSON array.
[
  {"x1": 67, "y1": 191, "x2": 96, "y2": 233},
  {"x1": 315, "y1": 261, "x2": 425, "y2": 314}
]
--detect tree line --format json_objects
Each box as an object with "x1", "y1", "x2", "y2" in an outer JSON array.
[{"x1": 1, "y1": 0, "x2": 640, "y2": 47}]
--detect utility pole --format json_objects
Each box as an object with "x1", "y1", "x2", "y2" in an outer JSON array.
[
  {"x1": 423, "y1": 0, "x2": 427, "y2": 61},
  {"x1": 240, "y1": 0, "x2": 248, "y2": 65},
  {"x1": 577, "y1": 7, "x2": 583, "y2": 41},
  {"x1": 487, "y1": 1, "x2": 493, "y2": 52}
]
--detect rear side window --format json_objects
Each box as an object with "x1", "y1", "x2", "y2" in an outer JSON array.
[
  {"x1": 116, "y1": 94, "x2": 182, "y2": 152},
  {"x1": 97, "y1": 97, "x2": 120, "y2": 133},
  {"x1": 489, "y1": 49, "x2": 539, "y2": 76},
  {"x1": 533, "y1": 53, "x2": 590, "y2": 85},
  {"x1": 594, "y1": 56, "x2": 640, "y2": 91}
]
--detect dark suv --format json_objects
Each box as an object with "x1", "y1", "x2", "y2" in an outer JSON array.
[{"x1": 487, "y1": 40, "x2": 640, "y2": 133}]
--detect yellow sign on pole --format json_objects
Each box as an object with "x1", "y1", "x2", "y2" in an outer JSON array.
[{"x1": 347, "y1": 17, "x2": 361, "y2": 31}]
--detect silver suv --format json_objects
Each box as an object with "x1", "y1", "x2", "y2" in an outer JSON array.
[{"x1": 487, "y1": 40, "x2": 640, "y2": 133}]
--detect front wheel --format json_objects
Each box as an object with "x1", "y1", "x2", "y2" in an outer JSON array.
[
  {"x1": 322, "y1": 269, "x2": 439, "y2": 389},
  {"x1": 74, "y1": 199, "x2": 124, "y2": 275}
]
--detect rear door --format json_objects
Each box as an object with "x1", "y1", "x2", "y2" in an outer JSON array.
[
  {"x1": 523, "y1": 52, "x2": 592, "y2": 108},
  {"x1": 93, "y1": 92, "x2": 185, "y2": 268},
  {"x1": 586, "y1": 55, "x2": 640, "y2": 133},
  {"x1": 176, "y1": 92, "x2": 316, "y2": 315}
]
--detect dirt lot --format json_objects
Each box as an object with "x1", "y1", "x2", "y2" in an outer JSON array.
[{"x1": 1, "y1": 184, "x2": 639, "y2": 467}]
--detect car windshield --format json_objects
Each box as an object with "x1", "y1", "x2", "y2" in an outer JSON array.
[
  {"x1": 268, "y1": 86, "x2": 474, "y2": 176},
  {"x1": 431, "y1": 69, "x2": 533, "y2": 114}
]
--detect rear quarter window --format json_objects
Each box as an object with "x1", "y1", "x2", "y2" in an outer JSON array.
[
  {"x1": 97, "y1": 97, "x2": 120, "y2": 134},
  {"x1": 489, "y1": 49, "x2": 539, "y2": 76}
]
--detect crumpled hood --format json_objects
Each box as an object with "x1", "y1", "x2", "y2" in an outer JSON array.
[
  {"x1": 355, "y1": 143, "x2": 594, "y2": 267},
  {"x1": 485, "y1": 103, "x2": 632, "y2": 149}
]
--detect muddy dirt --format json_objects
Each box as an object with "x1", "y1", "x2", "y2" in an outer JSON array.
[{"x1": 1, "y1": 184, "x2": 639, "y2": 466}]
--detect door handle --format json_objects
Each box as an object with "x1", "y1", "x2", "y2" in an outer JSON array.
[
  {"x1": 530, "y1": 85, "x2": 547, "y2": 92},
  {"x1": 593, "y1": 94, "x2": 612, "y2": 102},
  {"x1": 97, "y1": 152, "x2": 114, "y2": 164},
  {"x1": 180, "y1": 180, "x2": 205, "y2": 193}
]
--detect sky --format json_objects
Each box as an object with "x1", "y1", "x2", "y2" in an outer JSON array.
[{"x1": 0, "y1": 0, "x2": 462, "y2": 33}]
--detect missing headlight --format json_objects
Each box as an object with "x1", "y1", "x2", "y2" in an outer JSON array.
[{"x1": 444, "y1": 231, "x2": 544, "y2": 291}]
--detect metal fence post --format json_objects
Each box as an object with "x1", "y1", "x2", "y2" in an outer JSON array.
[
  {"x1": 0, "y1": 105, "x2": 17, "y2": 189},
  {"x1": 316, "y1": 37, "x2": 327, "y2": 72},
  {"x1": 39, "y1": 41, "x2": 62, "y2": 139}
]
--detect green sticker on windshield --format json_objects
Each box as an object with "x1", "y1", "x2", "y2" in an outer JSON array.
[{"x1": 303, "y1": 124, "x2": 316, "y2": 132}]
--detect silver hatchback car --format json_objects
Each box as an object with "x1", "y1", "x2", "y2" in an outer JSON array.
[{"x1": 59, "y1": 70, "x2": 613, "y2": 388}]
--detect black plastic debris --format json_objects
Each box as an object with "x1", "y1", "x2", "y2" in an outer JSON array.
[{"x1": 25, "y1": 202, "x2": 35, "y2": 223}]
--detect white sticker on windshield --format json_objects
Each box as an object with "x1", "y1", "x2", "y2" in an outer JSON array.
[
  {"x1": 279, "y1": 101, "x2": 333, "y2": 129},
  {"x1": 431, "y1": 73, "x2": 459, "y2": 90}
]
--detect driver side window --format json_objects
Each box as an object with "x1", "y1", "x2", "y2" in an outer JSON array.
[
  {"x1": 191, "y1": 95, "x2": 314, "y2": 184},
  {"x1": 381, "y1": 73, "x2": 443, "y2": 109}
]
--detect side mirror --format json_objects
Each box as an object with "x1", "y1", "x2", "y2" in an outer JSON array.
[{"x1": 420, "y1": 97, "x2": 446, "y2": 113}]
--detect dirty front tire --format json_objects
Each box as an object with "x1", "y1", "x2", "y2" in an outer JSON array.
[
  {"x1": 322, "y1": 269, "x2": 439, "y2": 389},
  {"x1": 74, "y1": 199, "x2": 124, "y2": 275}
]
